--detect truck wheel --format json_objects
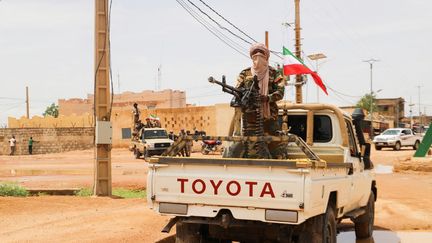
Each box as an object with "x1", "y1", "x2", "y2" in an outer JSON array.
[
  {"x1": 354, "y1": 192, "x2": 375, "y2": 239},
  {"x1": 413, "y1": 140, "x2": 420, "y2": 150},
  {"x1": 393, "y1": 142, "x2": 401, "y2": 151},
  {"x1": 175, "y1": 222, "x2": 202, "y2": 243},
  {"x1": 375, "y1": 145, "x2": 382, "y2": 151},
  {"x1": 310, "y1": 205, "x2": 337, "y2": 243}
]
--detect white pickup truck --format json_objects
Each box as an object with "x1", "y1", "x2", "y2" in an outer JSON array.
[
  {"x1": 373, "y1": 128, "x2": 421, "y2": 151},
  {"x1": 147, "y1": 104, "x2": 377, "y2": 243}
]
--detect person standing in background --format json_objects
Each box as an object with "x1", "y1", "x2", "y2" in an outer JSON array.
[
  {"x1": 9, "y1": 135, "x2": 16, "y2": 155},
  {"x1": 28, "y1": 137, "x2": 34, "y2": 155}
]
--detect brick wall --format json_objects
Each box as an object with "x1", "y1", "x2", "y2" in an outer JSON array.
[{"x1": 0, "y1": 127, "x2": 94, "y2": 155}]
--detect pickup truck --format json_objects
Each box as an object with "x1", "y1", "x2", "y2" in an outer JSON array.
[
  {"x1": 373, "y1": 128, "x2": 421, "y2": 151},
  {"x1": 130, "y1": 127, "x2": 174, "y2": 160},
  {"x1": 147, "y1": 104, "x2": 377, "y2": 243}
]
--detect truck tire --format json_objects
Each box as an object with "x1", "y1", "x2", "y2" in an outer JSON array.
[
  {"x1": 309, "y1": 205, "x2": 337, "y2": 243},
  {"x1": 354, "y1": 192, "x2": 375, "y2": 239},
  {"x1": 175, "y1": 222, "x2": 202, "y2": 243},
  {"x1": 413, "y1": 140, "x2": 420, "y2": 150},
  {"x1": 375, "y1": 145, "x2": 382, "y2": 151},
  {"x1": 393, "y1": 142, "x2": 401, "y2": 151}
]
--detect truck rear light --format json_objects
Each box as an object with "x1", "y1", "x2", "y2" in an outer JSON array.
[
  {"x1": 159, "y1": 203, "x2": 188, "y2": 215},
  {"x1": 265, "y1": 209, "x2": 298, "y2": 223}
]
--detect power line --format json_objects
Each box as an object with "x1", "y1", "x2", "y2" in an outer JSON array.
[
  {"x1": 186, "y1": 0, "x2": 252, "y2": 45},
  {"x1": 197, "y1": 0, "x2": 258, "y2": 44},
  {"x1": 175, "y1": 0, "x2": 249, "y2": 59}
]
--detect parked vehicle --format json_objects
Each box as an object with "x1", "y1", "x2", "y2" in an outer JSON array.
[
  {"x1": 201, "y1": 139, "x2": 222, "y2": 154},
  {"x1": 130, "y1": 127, "x2": 174, "y2": 160},
  {"x1": 373, "y1": 128, "x2": 421, "y2": 151},
  {"x1": 147, "y1": 104, "x2": 377, "y2": 242}
]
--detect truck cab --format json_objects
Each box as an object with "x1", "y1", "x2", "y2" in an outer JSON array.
[{"x1": 131, "y1": 127, "x2": 173, "y2": 160}]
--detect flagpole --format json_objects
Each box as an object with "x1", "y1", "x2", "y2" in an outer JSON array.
[{"x1": 294, "y1": 0, "x2": 302, "y2": 104}]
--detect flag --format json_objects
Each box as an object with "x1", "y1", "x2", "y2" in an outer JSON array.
[{"x1": 283, "y1": 46, "x2": 328, "y2": 95}]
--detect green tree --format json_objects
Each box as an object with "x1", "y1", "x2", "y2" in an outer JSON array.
[
  {"x1": 356, "y1": 94, "x2": 378, "y2": 115},
  {"x1": 43, "y1": 103, "x2": 59, "y2": 118}
]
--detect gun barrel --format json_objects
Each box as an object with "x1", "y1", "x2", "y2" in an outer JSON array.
[{"x1": 208, "y1": 76, "x2": 241, "y2": 98}]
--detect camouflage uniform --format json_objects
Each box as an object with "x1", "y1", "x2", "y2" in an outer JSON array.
[{"x1": 235, "y1": 66, "x2": 285, "y2": 158}]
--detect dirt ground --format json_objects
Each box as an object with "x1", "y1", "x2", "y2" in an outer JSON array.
[{"x1": 1, "y1": 147, "x2": 432, "y2": 242}]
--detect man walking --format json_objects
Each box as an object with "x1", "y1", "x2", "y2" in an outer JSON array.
[
  {"x1": 28, "y1": 137, "x2": 34, "y2": 155},
  {"x1": 9, "y1": 135, "x2": 16, "y2": 155}
]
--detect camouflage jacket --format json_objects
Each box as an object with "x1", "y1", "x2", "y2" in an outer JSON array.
[{"x1": 235, "y1": 66, "x2": 285, "y2": 120}]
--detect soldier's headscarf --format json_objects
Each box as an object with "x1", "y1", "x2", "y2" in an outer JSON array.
[{"x1": 250, "y1": 43, "x2": 270, "y2": 118}]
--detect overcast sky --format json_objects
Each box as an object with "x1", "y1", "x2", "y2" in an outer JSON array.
[{"x1": 1, "y1": 0, "x2": 431, "y2": 126}]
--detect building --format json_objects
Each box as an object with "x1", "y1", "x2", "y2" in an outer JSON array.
[
  {"x1": 59, "y1": 89, "x2": 186, "y2": 116},
  {"x1": 375, "y1": 98, "x2": 405, "y2": 126}
]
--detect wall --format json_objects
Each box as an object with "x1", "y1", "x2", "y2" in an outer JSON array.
[
  {"x1": 8, "y1": 103, "x2": 235, "y2": 149},
  {"x1": 0, "y1": 128, "x2": 94, "y2": 155},
  {"x1": 59, "y1": 89, "x2": 186, "y2": 116},
  {"x1": 8, "y1": 114, "x2": 94, "y2": 128},
  {"x1": 111, "y1": 103, "x2": 235, "y2": 147}
]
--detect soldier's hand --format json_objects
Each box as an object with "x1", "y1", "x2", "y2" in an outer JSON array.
[{"x1": 260, "y1": 95, "x2": 269, "y2": 102}]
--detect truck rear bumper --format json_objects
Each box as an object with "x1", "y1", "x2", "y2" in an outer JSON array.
[{"x1": 154, "y1": 203, "x2": 304, "y2": 225}]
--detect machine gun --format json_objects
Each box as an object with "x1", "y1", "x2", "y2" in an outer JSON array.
[{"x1": 209, "y1": 75, "x2": 271, "y2": 159}]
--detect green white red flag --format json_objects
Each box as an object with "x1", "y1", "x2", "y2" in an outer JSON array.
[{"x1": 282, "y1": 46, "x2": 328, "y2": 95}]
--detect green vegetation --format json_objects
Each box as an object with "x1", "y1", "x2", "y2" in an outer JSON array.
[
  {"x1": 113, "y1": 188, "x2": 146, "y2": 199},
  {"x1": 75, "y1": 188, "x2": 93, "y2": 197},
  {"x1": 43, "y1": 103, "x2": 59, "y2": 118},
  {"x1": 356, "y1": 93, "x2": 377, "y2": 113},
  {"x1": 74, "y1": 187, "x2": 146, "y2": 198},
  {"x1": 0, "y1": 182, "x2": 28, "y2": 197}
]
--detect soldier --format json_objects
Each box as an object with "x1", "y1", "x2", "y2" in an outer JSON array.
[
  {"x1": 235, "y1": 43, "x2": 285, "y2": 158},
  {"x1": 132, "y1": 103, "x2": 140, "y2": 124},
  {"x1": 132, "y1": 103, "x2": 143, "y2": 140},
  {"x1": 178, "y1": 129, "x2": 187, "y2": 157}
]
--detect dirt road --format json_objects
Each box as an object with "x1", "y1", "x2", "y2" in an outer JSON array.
[{"x1": 1, "y1": 147, "x2": 431, "y2": 242}]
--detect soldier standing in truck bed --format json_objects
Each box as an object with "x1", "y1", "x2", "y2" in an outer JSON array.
[{"x1": 235, "y1": 43, "x2": 285, "y2": 158}]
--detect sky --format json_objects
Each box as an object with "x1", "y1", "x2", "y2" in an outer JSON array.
[{"x1": 0, "y1": 0, "x2": 431, "y2": 126}]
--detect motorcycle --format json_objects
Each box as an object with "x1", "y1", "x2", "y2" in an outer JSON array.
[{"x1": 201, "y1": 140, "x2": 222, "y2": 155}]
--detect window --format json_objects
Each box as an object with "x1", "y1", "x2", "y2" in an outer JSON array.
[
  {"x1": 282, "y1": 115, "x2": 333, "y2": 142},
  {"x1": 345, "y1": 120, "x2": 359, "y2": 156},
  {"x1": 403, "y1": 129, "x2": 411, "y2": 135},
  {"x1": 121, "y1": 128, "x2": 131, "y2": 139}
]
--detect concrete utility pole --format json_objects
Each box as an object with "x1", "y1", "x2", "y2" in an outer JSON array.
[
  {"x1": 94, "y1": 0, "x2": 112, "y2": 196},
  {"x1": 25, "y1": 86, "x2": 29, "y2": 119},
  {"x1": 363, "y1": 58, "x2": 379, "y2": 139},
  {"x1": 294, "y1": 0, "x2": 302, "y2": 104}
]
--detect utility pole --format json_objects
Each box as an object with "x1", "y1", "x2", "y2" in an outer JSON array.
[
  {"x1": 417, "y1": 85, "x2": 422, "y2": 132},
  {"x1": 409, "y1": 97, "x2": 414, "y2": 129},
  {"x1": 363, "y1": 58, "x2": 379, "y2": 139},
  {"x1": 294, "y1": 0, "x2": 302, "y2": 103},
  {"x1": 94, "y1": 0, "x2": 112, "y2": 196},
  {"x1": 25, "y1": 86, "x2": 29, "y2": 119},
  {"x1": 265, "y1": 31, "x2": 269, "y2": 48}
]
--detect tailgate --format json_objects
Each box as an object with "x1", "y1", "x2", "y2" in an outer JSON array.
[{"x1": 148, "y1": 157, "x2": 306, "y2": 211}]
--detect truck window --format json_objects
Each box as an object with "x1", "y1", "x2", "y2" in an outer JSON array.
[
  {"x1": 345, "y1": 120, "x2": 359, "y2": 157},
  {"x1": 282, "y1": 115, "x2": 332, "y2": 142},
  {"x1": 143, "y1": 130, "x2": 168, "y2": 140},
  {"x1": 403, "y1": 129, "x2": 411, "y2": 135}
]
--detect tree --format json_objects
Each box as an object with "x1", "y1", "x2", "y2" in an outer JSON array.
[
  {"x1": 43, "y1": 103, "x2": 59, "y2": 118},
  {"x1": 356, "y1": 94, "x2": 378, "y2": 115}
]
